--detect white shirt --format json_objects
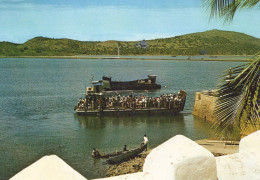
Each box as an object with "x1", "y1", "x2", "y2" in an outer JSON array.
[{"x1": 144, "y1": 136, "x2": 149, "y2": 144}]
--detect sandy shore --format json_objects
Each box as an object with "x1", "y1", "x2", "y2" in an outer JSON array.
[{"x1": 105, "y1": 139, "x2": 239, "y2": 177}]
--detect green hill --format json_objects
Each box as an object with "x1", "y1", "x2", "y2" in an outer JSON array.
[{"x1": 0, "y1": 29, "x2": 259, "y2": 56}]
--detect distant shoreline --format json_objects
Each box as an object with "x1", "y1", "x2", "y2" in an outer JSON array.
[{"x1": 0, "y1": 55, "x2": 253, "y2": 62}]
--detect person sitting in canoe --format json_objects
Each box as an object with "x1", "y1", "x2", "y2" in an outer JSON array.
[
  {"x1": 123, "y1": 145, "x2": 128, "y2": 152},
  {"x1": 92, "y1": 148, "x2": 101, "y2": 158}
]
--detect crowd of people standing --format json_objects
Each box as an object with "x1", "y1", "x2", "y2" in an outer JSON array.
[{"x1": 76, "y1": 92, "x2": 185, "y2": 111}]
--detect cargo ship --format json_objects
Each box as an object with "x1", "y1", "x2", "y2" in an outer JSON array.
[{"x1": 86, "y1": 75, "x2": 161, "y2": 94}]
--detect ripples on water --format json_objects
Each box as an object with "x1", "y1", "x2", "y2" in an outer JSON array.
[{"x1": 0, "y1": 57, "x2": 244, "y2": 179}]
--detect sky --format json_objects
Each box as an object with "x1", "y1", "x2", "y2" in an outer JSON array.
[{"x1": 0, "y1": 0, "x2": 259, "y2": 43}]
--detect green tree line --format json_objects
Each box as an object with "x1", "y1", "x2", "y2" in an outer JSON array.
[{"x1": 0, "y1": 29, "x2": 259, "y2": 56}]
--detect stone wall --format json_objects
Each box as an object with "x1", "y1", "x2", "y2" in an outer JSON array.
[
  {"x1": 192, "y1": 90, "x2": 260, "y2": 137},
  {"x1": 192, "y1": 90, "x2": 217, "y2": 123}
]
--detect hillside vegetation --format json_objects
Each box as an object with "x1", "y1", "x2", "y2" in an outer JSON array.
[{"x1": 0, "y1": 30, "x2": 259, "y2": 56}]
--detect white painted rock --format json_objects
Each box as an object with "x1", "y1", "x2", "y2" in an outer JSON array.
[
  {"x1": 143, "y1": 135, "x2": 217, "y2": 180},
  {"x1": 95, "y1": 172, "x2": 153, "y2": 180},
  {"x1": 239, "y1": 130, "x2": 260, "y2": 158},
  {"x1": 216, "y1": 152, "x2": 260, "y2": 180},
  {"x1": 11, "y1": 155, "x2": 87, "y2": 180}
]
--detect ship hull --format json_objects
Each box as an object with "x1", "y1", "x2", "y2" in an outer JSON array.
[{"x1": 76, "y1": 107, "x2": 182, "y2": 116}]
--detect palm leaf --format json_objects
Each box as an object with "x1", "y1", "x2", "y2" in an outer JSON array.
[
  {"x1": 214, "y1": 55, "x2": 260, "y2": 140},
  {"x1": 204, "y1": 0, "x2": 260, "y2": 22}
]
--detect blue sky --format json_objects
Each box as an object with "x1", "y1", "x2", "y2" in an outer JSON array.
[{"x1": 0, "y1": 0, "x2": 259, "y2": 43}]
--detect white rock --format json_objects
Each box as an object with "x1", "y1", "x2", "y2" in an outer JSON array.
[
  {"x1": 239, "y1": 130, "x2": 260, "y2": 158},
  {"x1": 215, "y1": 130, "x2": 260, "y2": 180},
  {"x1": 10, "y1": 155, "x2": 87, "y2": 180},
  {"x1": 216, "y1": 152, "x2": 260, "y2": 180},
  {"x1": 143, "y1": 135, "x2": 217, "y2": 180},
  {"x1": 95, "y1": 172, "x2": 153, "y2": 180}
]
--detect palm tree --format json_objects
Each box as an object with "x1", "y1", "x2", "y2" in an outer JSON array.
[
  {"x1": 205, "y1": 0, "x2": 260, "y2": 22},
  {"x1": 205, "y1": 0, "x2": 260, "y2": 139}
]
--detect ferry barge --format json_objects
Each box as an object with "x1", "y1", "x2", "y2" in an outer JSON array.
[
  {"x1": 74, "y1": 90, "x2": 186, "y2": 116},
  {"x1": 86, "y1": 75, "x2": 161, "y2": 94}
]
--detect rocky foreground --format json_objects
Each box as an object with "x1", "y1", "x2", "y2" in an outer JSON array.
[
  {"x1": 106, "y1": 139, "x2": 239, "y2": 177},
  {"x1": 106, "y1": 150, "x2": 150, "y2": 177},
  {"x1": 10, "y1": 131, "x2": 260, "y2": 180}
]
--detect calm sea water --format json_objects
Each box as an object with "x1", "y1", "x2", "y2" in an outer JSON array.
[{"x1": 0, "y1": 57, "x2": 244, "y2": 179}]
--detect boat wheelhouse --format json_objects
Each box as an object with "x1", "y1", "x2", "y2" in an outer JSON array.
[{"x1": 86, "y1": 75, "x2": 161, "y2": 95}]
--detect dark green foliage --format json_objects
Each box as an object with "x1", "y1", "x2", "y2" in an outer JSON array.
[
  {"x1": 0, "y1": 29, "x2": 259, "y2": 56},
  {"x1": 205, "y1": 0, "x2": 260, "y2": 140},
  {"x1": 214, "y1": 54, "x2": 260, "y2": 139},
  {"x1": 205, "y1": 0, "x2": 260, "y2": 22}
]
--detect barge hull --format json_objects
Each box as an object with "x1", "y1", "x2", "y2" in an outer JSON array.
[{"x1": 76, "y1": 108, "x2": 181, "y2": 116}]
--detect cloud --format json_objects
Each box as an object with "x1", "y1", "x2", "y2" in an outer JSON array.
[
  {"x1": 0, "y1": 1, "x2": 68, "y2": 11},
  {"x1": 0, "y1": 2, "x2": 259, "y2": 43},
  {"x1": 0, "y1": 0, "x2": 27, "y2": 4},
  {"x1": 0, "y1": 0, "x2": 203, "y2": 11},
  {"x1": 0, "y1": 0, "x2": 32, "y2": 10}
]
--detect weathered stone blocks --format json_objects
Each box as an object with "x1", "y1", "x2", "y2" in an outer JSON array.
[
  {"x1": 239, "y1": 130, "x2": 260, "y2": 157},
  {"x1": 94, "y1": 172, "x2": 153, "y2": 180},
  {"x1": 11, "y1": 155, "x2": 87, "y2": 180},
  {"x1": 216, "y1": 152, "x2": 260, "y2": 180},
  {"x1": 143, "y1": 135, "x2": 217, "y2": 180},
  {"x1": 216, "y1": 130, "x2": 260, "y2": 180}
]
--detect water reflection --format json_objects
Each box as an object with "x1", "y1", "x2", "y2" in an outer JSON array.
[
  {"x1": 74, "y1": 113, "x2": 188, "y2": 152},
  {"x1": 192, "y1": 115, "x2": 216, "y2": 140},
  {"x1": 75, "y1": 113, "x2": 185, "y2": 130}
]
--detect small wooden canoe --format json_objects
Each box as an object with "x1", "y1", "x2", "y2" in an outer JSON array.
[
  {"x1": 92, "y1": 150, "x2": 124, "y2": 158},
  {"x1": 107, "y1": 144, "x2": 147, "y2": 165}
]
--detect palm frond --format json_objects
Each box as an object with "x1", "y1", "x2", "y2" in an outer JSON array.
[
  {"x1": 204, "y1": 0, "x2": 260, "y2": 22},
  {"x1": 214, "y1": 54, "x2": 260, "y2": 140}
]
